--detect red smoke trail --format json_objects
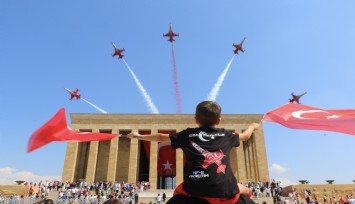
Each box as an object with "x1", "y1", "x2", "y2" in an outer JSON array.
[{"x1": 171, "y1": 44, "x2": 182, "y2": 113}]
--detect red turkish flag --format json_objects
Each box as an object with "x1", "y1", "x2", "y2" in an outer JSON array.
[
  {"x1": 263, "y1": 103, "x2": 355, "y2": 136},
  {"x1": 158, "y1": 142, "x2": 176, "y2": 176},
  {"x1": 28, "y1": 108, "x2": 118, "y2": 152}
]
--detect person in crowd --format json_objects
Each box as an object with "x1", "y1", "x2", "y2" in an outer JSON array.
[
  {"x1": 163, "y1": 192, "x2": 166, "y2": 202},
  {"x1": 157, "y1": 193, "x2": 162, "y2": 204}
]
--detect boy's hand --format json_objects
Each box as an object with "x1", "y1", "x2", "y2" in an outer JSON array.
[
  {"x1": 240, "y1": 123, "x2": 260, "y2": 141},
  {"x1": 127, "y1": 132, "x2": 142, "y2": 139},
  {"x1": 250, "y1": 123, "x2": 260, "y2": 131}
]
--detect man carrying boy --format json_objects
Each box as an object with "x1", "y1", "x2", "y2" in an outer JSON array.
[{"x1": 128, "y1": 101, "x2": 259, "y2": 204}]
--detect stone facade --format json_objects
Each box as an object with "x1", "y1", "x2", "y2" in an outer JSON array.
[{"x1": 62, "y1": 113, "x2": 269, "y2": 190}]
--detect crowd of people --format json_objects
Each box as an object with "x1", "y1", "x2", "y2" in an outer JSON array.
[
  {"x1": 1, "y1": 178, "x2": 284, "y2": 203},
  {"x1": 0, "y1": 180, "x2": 151, "y2": 204},
  {"x1": 245, "y1": 179, "x2": 283, "y2": 200},
  {"x1": 26, "y1": 180, "x2": 150, "y2": 196},
  {"x1": 3, "y1": 178, "x2": 355, "y2": 204},
  {"x1": 56, "y1": 180, "x2": 149, "y2": 204},
  {"x1": 0, "y1": 195, "x2": 21, "y2": 203}
]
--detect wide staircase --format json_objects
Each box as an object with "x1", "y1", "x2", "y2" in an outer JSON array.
[
  {"x1": 137, "y1": 190, "x2": 173, "y2": 203},
  {"x1": 251, "y1": 196, "x2": 274, "y2": 204}
]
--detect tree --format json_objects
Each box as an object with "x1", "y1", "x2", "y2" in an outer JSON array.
[
  {"x1": 298, "y1": 180, "x2": 309, "y2": 184},
  {"x1": 15, "y1": 181, "x2": 25, "y2": 185},
  {"x1": 325, "y1": 180, "x2": 334, "y2": 184}
]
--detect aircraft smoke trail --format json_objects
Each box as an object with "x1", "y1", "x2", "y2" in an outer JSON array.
[
  {"x1": 171, "y1": 44, "x2": 182, "y2": 113},
  {"x1": 81, "y1": 97, "x2": 108, "y2": 114},
  {"x1": 207, "y1": 55, "x2": 236, "y2": 101},
  {"x1": 122, "y1": 59, "x2": 159, "y2": 114}
]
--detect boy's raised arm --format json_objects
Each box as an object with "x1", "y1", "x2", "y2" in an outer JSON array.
[
  {"x1": 239, "y1": 123, "x2": 260, "y2": 141},
  {"x1": 127, "y1": 132, "x2": 170, "y2": 142}
]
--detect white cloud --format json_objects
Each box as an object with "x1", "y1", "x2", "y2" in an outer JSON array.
[
  {"x1": 273, "y1": 178, "x2": 296, "y2": 187},
  {"x1": 0, "y1": 167, "x2": 16, "y2": 174},
  {"x1": 0, "y1": 167, "x2": 61, "y2": 185},
  {"x1": 269, "y1": 163, "x2": 287, "y2": 174}
]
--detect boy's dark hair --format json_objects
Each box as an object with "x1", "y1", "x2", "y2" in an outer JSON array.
[{"x1": 195, "y1": 101, "x2": 221, "y2": 126}]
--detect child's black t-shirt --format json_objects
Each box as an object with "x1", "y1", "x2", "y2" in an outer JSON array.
[{"x1": 169, "y1": 126, "x2": 240, "y2": 198}]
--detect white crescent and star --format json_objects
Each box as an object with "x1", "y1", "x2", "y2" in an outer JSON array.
[
  {"x1": 291, "y1": 110, "x2": 342, "y2": 119},
  {"x1": 198, "y1": 131, "x2": 212, "y2": 142}
]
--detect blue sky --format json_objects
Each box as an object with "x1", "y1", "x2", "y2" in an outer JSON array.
[{"x1": 1, "y1": 1, "x2": 355, "y2": 185}]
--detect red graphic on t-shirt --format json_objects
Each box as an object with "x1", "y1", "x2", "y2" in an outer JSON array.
[{"x1": 191, "y1": 141, "x2": 226, "y2": 174}]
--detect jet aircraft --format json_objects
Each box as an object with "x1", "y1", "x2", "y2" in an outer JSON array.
[
  {"x1": 64, "y1": 88, "x2": 81, "y2": 100},
  {"x1": 112, "y1": 42, "x2": 125, "y2": 59},
  {"x1": 233, "y1": 38, "x2": 246, "y2": 54},
  {"x1": 289, "y1": 92, "x2": 307, "y2": 104},
  {"x1": 163, "y1": 23, "x2": 179, "y2": 42}
]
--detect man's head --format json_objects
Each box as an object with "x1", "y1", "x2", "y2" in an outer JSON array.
[{"x1": 195, "y1": 101, "x2": 221, "y2": 126}]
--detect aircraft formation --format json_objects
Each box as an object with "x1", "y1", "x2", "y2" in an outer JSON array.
[
  {"x1": 110, "y1": 23, "x2": 246, "y2": 61},
  {"x1": 65, "y1": 23, "x2": 303, "y2": 110}
]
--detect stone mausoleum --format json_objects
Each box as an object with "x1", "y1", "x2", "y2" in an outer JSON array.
[{"x1": 62, "y1": 113, "x2": 269, "y2": 190}]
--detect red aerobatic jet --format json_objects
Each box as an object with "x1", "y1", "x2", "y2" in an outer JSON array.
[
  {"x1": 233, "y1": 37, "x2": 246, "y2": 54},
  {"x1": 289, "y1": 92, "x2": 307, "y2": 104},
  {"x1": 111, "y1": 42, "x2": 125, "y2": 59},
  {"x1": 64, "y1": 88, "x2": 81, "y2": 100},
  {"x1": 163, "y1": 23, "x2": 179, "y2": 43}
]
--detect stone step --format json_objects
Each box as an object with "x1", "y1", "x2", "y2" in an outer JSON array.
[{"x1": 137, "y1": 190, "x2": 174, "y2": 198}]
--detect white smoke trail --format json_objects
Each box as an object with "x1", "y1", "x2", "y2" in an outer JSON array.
[
  {"x1": 207, "y1": 55, "x2": 236, "y2": 101},
  {"x1": 81, "y1": 97, "x2": 108, "y2": 114},
  {"x1": 122, "y1": 59, "x2": 159, "y2": 114}
]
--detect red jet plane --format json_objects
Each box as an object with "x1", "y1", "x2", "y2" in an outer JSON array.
[
  {"x1": 163, "y1": 23, "x2": 179, "y2": 43},
  {"x1": 64, "y1": 88, "x2": 81, "y2": 100},
  {"x1": 111, "y1": 42, "x2": 125, "y2": 59},
  {"x1": 289, "y1": 92, "x2": 307, "y2": 104},
  {"x1": 233, "y1": 37, "x2": 246, "y2": 54}
]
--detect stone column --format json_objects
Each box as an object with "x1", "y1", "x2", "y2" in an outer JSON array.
[
  {"x1": 254, "y1": 125, "x2": 269, "y2": 181},
  {"x1": 249, "y1": 135, "x2": 256, "y2": 182},
  {"x1": 175, "y1": 128, "x2": 184, "y2": 186},
  {"x1": 230, "y1": 146, "x2": 239, "y2": 179},
  {"x1": 149, "y1": 129, "x2": 158, "y2": 190},
  {"x1": 175, "y1": 149, "x2": 184, "y2": 186},
  {"x1": 236, "y1": 139, "x2": 247, "y2": 184},
  {"x1": 107, "y1": 129, "x2": 119, "y2": 182},
  {"x1": 62, "y1": 142, "x2": 79, "y2": 182},
  {"x1": 244, "y1": 140, "x2": 252, "y2": 181},
  {"x1": 85, "y1": 129, "x2": 99, "y2": 182},
  {"x1": 128, "y1": 128, "x2": 139, "y2": 183}
]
